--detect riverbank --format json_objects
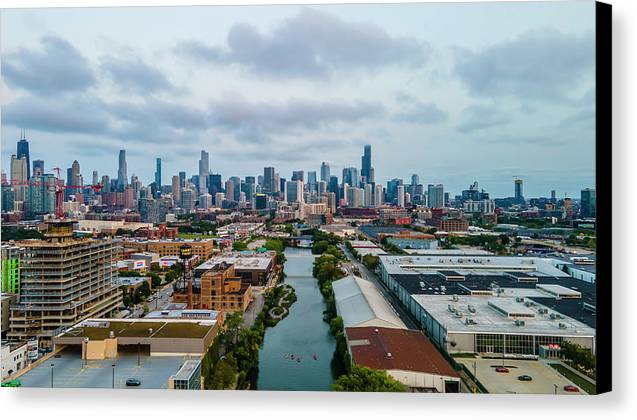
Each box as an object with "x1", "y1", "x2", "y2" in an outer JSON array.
[{"x1": 256, "y1": 248, "x2": 337, "y2": 391}]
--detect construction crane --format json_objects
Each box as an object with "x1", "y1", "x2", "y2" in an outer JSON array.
[{"x1": 8, "y1": 175, "x2": 103, "y2": 219}]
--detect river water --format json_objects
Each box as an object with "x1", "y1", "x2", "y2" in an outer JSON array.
[{"x1": 256, "y1": 248, "x2": 336, "y2": 391}]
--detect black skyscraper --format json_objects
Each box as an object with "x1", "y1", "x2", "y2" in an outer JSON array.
[
  {"x1": 17, "y1": 134, "x2": 30, "y2": 180},
  {"x1": 361, "y1": 144, "x2": 371, "y2": 183}
]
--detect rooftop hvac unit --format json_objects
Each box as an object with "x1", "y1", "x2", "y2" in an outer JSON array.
[
  {"x1": 454, "y1": 311, "x2": 463, "y2": 318},
  {"x1": 514, "y1": 320, "x2": 525, "y2": 327},
  {"x1": 468, "y1": 305, "x2": 476, "y2": 314},
  {"x1": 452, "y1": 294, "x2": 459, "y2": 302},
  {"x1": 538, "y1": 308, "x2": 548, "y2": 314},
  {"x1": 448, "y1": 304, "x2": 456, "y2": 313},
  {"x1": 558, "y1": 323, "x2": 568, "y2": 329},
  {"x1": 516, "y1": 297, "x2": 524, "y2": 303}
]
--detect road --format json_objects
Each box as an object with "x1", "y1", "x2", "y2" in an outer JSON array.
[
  {"x1": 129, "y1": 283, "x2": 174, "y2": 318},
  {"x1": 339, "y1": 244, "x2": 417, "y2": 330}
]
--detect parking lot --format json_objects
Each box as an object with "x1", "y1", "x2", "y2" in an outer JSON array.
[
  {"x1": 18, "y1": 349, "x2": 188, "y2": 389},
  {"x1": 455, "y1": 357, "x2": 587, "y2": 395}
]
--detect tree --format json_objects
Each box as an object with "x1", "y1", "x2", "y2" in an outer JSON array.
[
  {"x1": 149, "y1": 272, "x2": 162, "y2": 288},
  {"x1": 233, "y1": 241, "x2": 248, "y2": 251},
  {"x1": 362, "y1": 255, "x2": 380, "y2": 271},
  {"x1": 332, "y1": 366, "x2": 406, "y2": 392},
  {"x1": 312, "y1": 240, "x2": 330, "y2": 255}
]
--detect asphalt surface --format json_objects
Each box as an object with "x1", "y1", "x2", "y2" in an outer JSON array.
[
  {"x1": 18, "y1": 350, "x2": 187, "y2": 389},
  {"x1": 339, "y1": 244, "x2": 418, "y2": 329}
]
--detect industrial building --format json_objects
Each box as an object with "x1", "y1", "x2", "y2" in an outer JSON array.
[
  {"x1": 195, "y1": 251, "x2": 277, "y2": 286},
  {"x1": 345, "y1": 326, "x2": 460, "y2": 392},
  {"x1": 377, "y1": 255, "x2": 596, "y2": 357},
  {"x1": 54, "y1": 317, "x2": 221, "y2": 358},
  {"x1": 173, "y1": 262, "x2": 253, "y2": 312},
  {"x1": 332, "y1": 275, "x2": 406, "y2": 329},
  {"x1": 121, "y1": 238, "x2": 215, "y2": 259},
  {"x1": 8, "y1": 221, "x2": 123, "y2": 346}
]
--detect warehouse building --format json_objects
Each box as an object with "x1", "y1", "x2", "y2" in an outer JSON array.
[
  {"x1": 345, "y1": 326, "x2": 460, "y2": 392},
  {"x1": 377, "y1": 254, "x2": 596, "y2": 357},
  {"x1": 332, "y1": 276, "x2": 406, "y2": 329},
  {"x1": 195, "y1": 251, "x2": 277, "y2": 286}
]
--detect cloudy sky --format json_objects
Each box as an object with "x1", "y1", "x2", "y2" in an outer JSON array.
[{"x1": 1, "y1": 1, "x2": 596, "y2": 198}]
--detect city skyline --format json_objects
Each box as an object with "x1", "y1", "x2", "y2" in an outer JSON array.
[{"x1": 1, "y1": 2, "x2": 595, "y2": 197}]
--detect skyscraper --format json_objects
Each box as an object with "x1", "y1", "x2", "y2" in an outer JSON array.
[
  {"x1": 155, "y1": 158, "x2": 162, "y2": 189},
  {"x1": 208, "y1": 174, "x2": 222, "y2": 196},
  {"x1": 32, "y1": 160, "x2": 45, "y2": 177},
  {"x1": 286, "y1": 180, "x2": 303, "y2": 203},
  {"x1": 397, "y1": 185, "x2": 405, "y2": 208},
  {"x1": 361, "y1": 144, "x2": 372, "y2": 184},
  {"x1": 411, "y1": 174, "x2": 420, "y2": 186},
  {"x1": 427, "y1": 184, "x2": 444, "y2": 208},
  {"x1": 307, "y1": 171, "x2": 317, "y2": 192},
  {"x1": 117, "y1": 150, "x2": 127, "y2": 191},
  {"x1": 292, "y1": 170, "x2": 305, "y2": 182},
  {"x1": 17, "y1": 134, "x2": 30, "y2": 180},
  {"x1": 514, "y1": 179, "x2": 524, "y2": 201},
  {"x1": 199, "y1": 150, "x2": 209, "y2": 193},
  {"x1": 10, "y1": 154, "x2": 28, "y2": 202},
  {"x1": 264, "y1": 167, "x2": 275, "y2": 193},
  {"x1": 374, "y1": 184, "x2": 384, "y2": 208},
  {"x1": 172, "y1": 175, "x2": 181, "y2": 203},
  {"x1": 581, "y1": 188, "x2": 596, "y2": 218},
  {"x1": 342, "y1": 167, "x2": 359, "y2": 188},
  {"x1": 320, "y1": 162, "x2": 331, "y2": 182},
  {"x1": 179, "y1": 171, "x2": 186, "y2": 188}
]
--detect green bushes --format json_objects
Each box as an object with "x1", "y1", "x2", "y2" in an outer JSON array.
[
  {"x1": 201, "y1": 283, "x2": 297, "y2": 389},
  {"x1": 331, "y1": 366, "x2": 406, "y2": 392},
  {"x1": 362, "y1": 255, "x2": 379, "y2": 271},
  {"x1": 561, "y1": 341, "x2": 596, "y2": 379}
]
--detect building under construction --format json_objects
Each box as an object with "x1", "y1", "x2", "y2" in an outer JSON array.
[{"x1": 8, "y1": 221, "x2": 123, "y2": 346}]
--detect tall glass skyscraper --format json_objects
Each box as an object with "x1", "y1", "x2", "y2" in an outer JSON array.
[
  {"x1": 117, "y1": 150, "x2": 127, "y2": 191},
  {"x1": 155, "y1": 158, "x2": 162, "y2": 188},
  {"x1": 361, "y1": 144, "x2": 372, "y2": 183},
  {"x1": 17, "y1": 136, "x2": 30, "y2": 180}
]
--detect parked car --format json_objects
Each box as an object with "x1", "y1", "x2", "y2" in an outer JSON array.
[
  {"x1": 563, "y1": 385, "x2": 579, "y2": 392},
  {"x1": 495, "y1": 366, "x2": 510, "y2": 373},
  {"x1": 517, "y1": 375, "x2": 533, "y2": 381},
  {"x1": 126, "y1": 378, "x2": 141, "y2": 387}
]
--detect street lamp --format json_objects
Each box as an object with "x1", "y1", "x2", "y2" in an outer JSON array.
[
  {"x1": 137, "y1": 342, "x2": 141, "y2": 366},
  {"x1": 112, "y1": 364, "x2": 116, "y2": 389},
  {"x1": 50, "y1": 363, "x2": 55, "y2": 388},
  {"x1": 553, "y1": 383, "x2": 558, "y2": 395}
]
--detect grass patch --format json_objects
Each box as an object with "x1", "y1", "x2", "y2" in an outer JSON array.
[
  {"x1": 549, "y1": 363, "x2": 596, "y2": 395},
  {"x1": 178, "y1": 233, "x2": 217, "y2": 239}
]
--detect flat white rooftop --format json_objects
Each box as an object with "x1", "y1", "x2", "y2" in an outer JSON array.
[
  {"x1": 403, "y1": 248, "x2": 494, "y2": 256},
  {"x1": 412, "y1": 294, "x2": 595, "y2": 337},
  {"x1": 379, "y1": 255, "x2": 569, "y2": 277},
  {"x1": 196, "y1": 252, "x2": 274, "y2": 271}
]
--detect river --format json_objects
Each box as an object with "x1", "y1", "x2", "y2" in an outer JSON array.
[{"x1": 256, "y1": 247, "x2": 336, "y2": 391}]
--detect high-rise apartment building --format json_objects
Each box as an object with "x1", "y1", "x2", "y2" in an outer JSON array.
[
  {"x1": 581, "y1": 188, "x2": 596, "y2": 218},
  {"x1": 117, "y1": 150, "x2": 128, "y2": 191},
  {"x1": 397, "y1": 185, "x2": 405, "y2": 208},
  {"x1": 514, "y1": 179, "x2": 524, "y2": 201},
  {"x1": 155, "y1": 158, "x2": 162, "y2": 190},
  {"x1": 8, "y1": 221, "x2": 123, "y2": 345},
  {"x1": 32, "y1": 160, "x2": 45, "y2": 177},
  {"x1": 427, "y1": 184, "x2": 444, "y2": 208},
  {"x1": 320, "y1": 162, "x2": 331, "y2": 182},
  {"x1": 263, "y1": 167, "x2": 275, "y2": 193},
  {"x1": 172, "y1": 175, "x2": 181, "y2": 203},
  {"x1": 286, "y1": 180, "x2": 303, "y2": 203}
]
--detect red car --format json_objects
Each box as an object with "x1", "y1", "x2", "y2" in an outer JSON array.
[
  {"x1": 495, "y1": 366, "x2": 510, "y2": 373},
  {"x1": 563, "y1": 385, "x2": 579, "y2": 392}
]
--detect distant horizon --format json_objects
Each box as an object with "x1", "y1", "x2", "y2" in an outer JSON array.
[{"x1": 1, "y1": 2, "x2": 596, "y2": 198}]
